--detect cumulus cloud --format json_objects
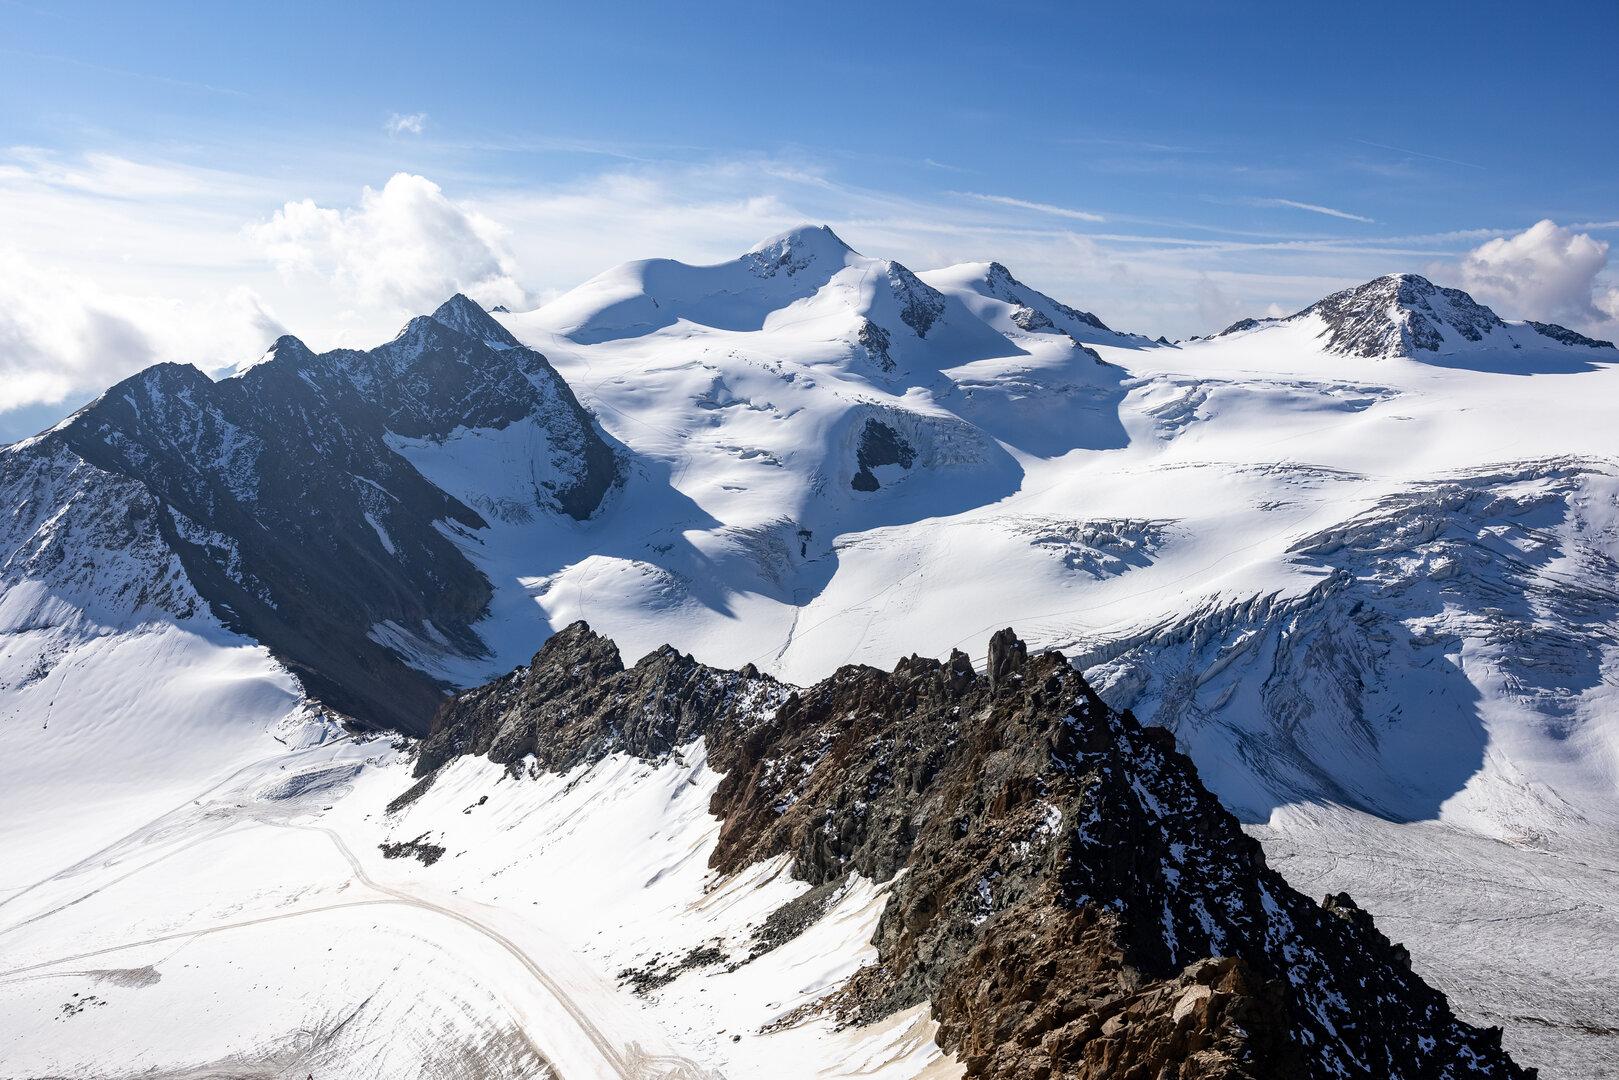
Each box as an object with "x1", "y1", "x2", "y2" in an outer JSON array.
[
  {"x1": 250, "y1": 173, "x2": 526, "y2": 312},
  {"x1": 1451, "y1": 219, "x2": 1612, "y2": 327},
  {"x1": 385, "y1": 112, "x2": 427, "y2": 136},
  {"x1": 0, "y1": 252, "x2": 285, "y2": 413}
]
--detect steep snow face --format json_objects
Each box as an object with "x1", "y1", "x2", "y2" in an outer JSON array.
[
  {"x1": 921, "y1": 260, "x2": 1146, "y2": 348},
  {"x1": 1079, "y1": 459, "x2": 1619, "y2": 833},
  {"x1": 0, "y1": 439, "x2": 315, "y2": 886},
  {"x1": 1217, "y1": 272, "x2": 1618, "y2": 363}
]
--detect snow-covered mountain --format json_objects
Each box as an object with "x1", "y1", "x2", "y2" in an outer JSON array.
[
  {"x1": 4, "y1": 226, "x2": 1617, "y2": 1078},
  {"x1": 1214, "y1": 272, "x2": 1615, "y2": 363},
  {"x1": 1, "y1": 294, "x2": 614, "y2": 734}
]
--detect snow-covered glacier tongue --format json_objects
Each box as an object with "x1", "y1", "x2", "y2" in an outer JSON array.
[{"x1": 6, "y1": 234, "x2": 1619, "y2": 1078}]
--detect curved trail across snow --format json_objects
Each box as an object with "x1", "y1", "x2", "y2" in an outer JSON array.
[{"x1": 0, "y1": 771, "x2": 722, "y2": 1080}]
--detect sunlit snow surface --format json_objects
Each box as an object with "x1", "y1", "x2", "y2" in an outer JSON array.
[{"x1": 4, "y1": 231, "x2": 1618, "y2": 1077}]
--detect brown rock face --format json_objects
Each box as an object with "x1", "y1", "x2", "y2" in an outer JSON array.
[
  {"x1": 413, "y1": 623, "x2": 1536, "y2": 1080},
  {"x1": 415, "y1": 621, "x2": 791, "y2": 776}
]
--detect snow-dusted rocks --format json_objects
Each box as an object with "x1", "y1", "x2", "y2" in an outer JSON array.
[{"x1": 1216, "y1": 272, "x2": 1617, "y2": 362}]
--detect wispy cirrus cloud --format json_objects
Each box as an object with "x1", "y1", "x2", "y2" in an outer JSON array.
[
  {"x1": 1351, "y1": 138, "x2": 1486, "y2": 171},
  {"x1": 951, "y1": 191, "x2": 1106, "y2": 223},
  {"x1": 1246, "y1": 197, "x2": 1375, "y2": 224}
]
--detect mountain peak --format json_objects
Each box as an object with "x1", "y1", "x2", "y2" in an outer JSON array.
[
  {"x1": 1213, "y1": 273, "x2": 1505, "y2": 357},
  {"x1": 744, "y1": 224, "x2": 857, "y2": 278},
  {"x1": 430, "y1": 293, "x2": 520, "y2": 348},
  {"x1": 972, "y1": 260, "x2": 1114, "y2": 334},
  {"x1": 1217, "y1": 273, "x2": 1615, "y2": 358},
  {"x1": 1306, "y1": 274, "x2": 1505, "y2": 357},
  {"x1": 247, "y1": 334, "x2": 320, "y2": 371}
]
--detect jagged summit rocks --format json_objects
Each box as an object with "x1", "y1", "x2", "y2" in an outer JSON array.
[
  {"x1": 1310, "y1": 274, "x2": 1507, "y2": 357},
  {"x1": 1218, "y1": 272, "x2": 1616, "y2": 360},
  {"x1": 426, "y1": 292, "x2": 523, "y2": 348},
  {"x1": 744, "y1": 224, "x2": 858, "y2": 278},
  {"x1": 414, "y1": 622, "x2": 1535, "y2": 1080},
  {"x1": 981, "y1": 260, "x2": 1114, "y2": 335}
]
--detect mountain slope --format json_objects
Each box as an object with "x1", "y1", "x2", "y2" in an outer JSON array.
[
  {"x1": 0, "y1": 295, "x2": 616, "y2": 732},
  {"x1": 414, "y1": 623, "x2": 1533, "y2": 1079}
]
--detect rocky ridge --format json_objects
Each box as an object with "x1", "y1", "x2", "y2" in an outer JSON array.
[
  {"x1": 0, "y1": 296, "x2": 617, "y2": 733},
  {"x1": 411, "y1": 622, "x2": 1535, "y2": 1079},
  {"x1": 1218, "y1": 273, "x2": 1614, "y2": 359}
]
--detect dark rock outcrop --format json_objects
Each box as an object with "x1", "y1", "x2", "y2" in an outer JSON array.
[
  {"x1": 982, "y1": 262, "x2": 1114, "y2": 335},
  {"x1": 857, "y1": 319, "x2": 896, "y2": 372},
  {"x1": 415, "y1": 621, "x2": 790, "y2": 775},
  {"x1": 415, "y1": 623, "x2": 1536, "y2": 1079},
  {"x1": 1307, "y1": 274, "x2": 1503, "y2": 357},
  {"x1": 850, "y1": 419, "x2": 916, "y2": 492},
  {"x1": 886, "y1": 263, "x2": 947, "y2": 338},
  {"x1": 1526, "y1": 320, "x2": 1615, "y2": 350}
]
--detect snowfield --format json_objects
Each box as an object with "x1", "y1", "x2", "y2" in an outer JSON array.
[{"x1": 3, "y1": 226, "x2": 1617, "y2": 1077}]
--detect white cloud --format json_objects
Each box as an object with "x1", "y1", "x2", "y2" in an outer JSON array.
[
  {"x1": 12, "y1": 141, "x2": 1612, "y2": 432},
  {"x1": 385, "y1": 112, "x2": 427, "y2": 137},
  {"x1": 1192, "y1": 274, "x2": 1245, "y2": 332},
  {"x1": 251, "y1": 173, "x2": 526, "y2": 313},
  {"x1": 0, "y1": 251, "x2": 285, "y2": 413},
  {"x1": 1451, "y1": 219, "x2": 1612, "y2": 328}
]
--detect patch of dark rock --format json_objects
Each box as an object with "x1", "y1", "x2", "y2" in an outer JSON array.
[
  {"x1": 58, "y1": 994, "x2": 108, "y2": 1019},
  {"x1": 850, "y1": 419, "x2": 915, "y2": 492},
  {"x1": 886, "y1": 263, "x2": 946, "y2": 338},
  {"x1": 1528, "y1": 321, "x2": 1614, "y2": 349},
  {"x1": 378, "y1": 833, "x2": 445, "y2": 866},
  {"x1": 1011, "y1": 306, "x2": 1056, "y2": 333},
  {"x1": 857, "y1": 319, "x2": 894, "y2": 372},
  {"x1": 386, "y1": 770, "x2": 436, "y2": 814},
  {"x1": 746, "y1": 874, "x2": 850, "y2": 961},
  {"x1": 412, "y1": 621, "x2": 791, "y2": 778},
  {"x1": 619, "y1": 942, "x2": 729, "y2": 994}
]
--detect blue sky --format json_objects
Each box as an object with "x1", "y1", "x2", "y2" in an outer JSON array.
[{"x1": 2, "y1": 0, "x2": 1617, "y2": 438}]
